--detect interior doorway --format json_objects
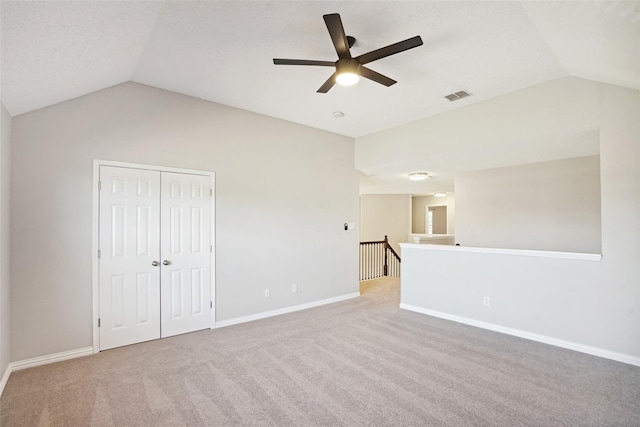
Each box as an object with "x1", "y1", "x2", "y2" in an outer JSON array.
[{"x1": 425, "y1": 205, "x2": 448, "y2": 234}]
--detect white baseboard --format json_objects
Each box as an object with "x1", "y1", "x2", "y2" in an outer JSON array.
[
  {"x1": 0, "y1": 364, "x2": 10, "y2": 397},
  {"x1": 10, "y1": 346, "x2": 95, "y2": 372},
  {"x1": 0, "y1": 346, "x2": 94, "y2": 397},
  {"x1": 400, "y1": 303, "x2": 640, "y2": 367},
  {"x1": 216, "y1": 292, "x2": 360, "y2": 328}
]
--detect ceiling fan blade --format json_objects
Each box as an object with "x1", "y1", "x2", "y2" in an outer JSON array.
[
  {"x1": 323, "y1": 13, "x2": 351, "y2": 60},
  {"x1": 356, "y1": 35, "x2": 423, "y2": 65},
  {"x1": 273, "y1": 59, "x2": 335, "y2": 66},
  {"x1": 317, "y1": 73, "x2": 337, "y2": 93},
  {"x1": 360, "y1": 66, "x2": 397, "y2": 87}
]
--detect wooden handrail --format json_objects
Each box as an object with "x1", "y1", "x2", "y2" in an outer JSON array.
[
  {"x1": 359, "y1": 235, "x2": 401, "y2": 280},
  {"x1": 387, "y1": 244, "x2": 401, "y2": 263}
]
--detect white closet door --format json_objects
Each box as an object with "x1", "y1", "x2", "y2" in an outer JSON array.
[
  {"x1": 160, "y1": 172, "x2": 212, "y2": 338},
  {"x1": 99, "y1": 166, "x2": 161, "y2": 350}
]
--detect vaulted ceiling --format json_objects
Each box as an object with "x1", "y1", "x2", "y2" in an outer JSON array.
[{"x1": 2, "y1": 1, "x2": 638, "y2": 140}]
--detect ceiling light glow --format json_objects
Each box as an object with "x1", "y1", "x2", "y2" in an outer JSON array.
[
  {"x1": 336, "y1": 72, "x2": 360, "y2": 86},
  {"x1": 434, "y1": 192, "x2": 447, "y2": 197},
  {"x1": 408, "y1": 172, "x2": 430, "y2": 181}
]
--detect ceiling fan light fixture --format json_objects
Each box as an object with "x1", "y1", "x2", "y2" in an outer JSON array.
[
  {"x1": 336, "y1": 72, "x2": 360, "y2": 86},
  {"x1": 409, "y1": 172, "x2": 430, "y2": 181},
  {"x1": 273, "y1": 14, "x2": 423, "y2": 93},
  {"x1": 335, "y1": 58, "x2": 361, "y2": 86}
]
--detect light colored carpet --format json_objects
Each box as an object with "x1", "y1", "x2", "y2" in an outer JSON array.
[{"x1": 2, "y1": 277, "x2": 639, "y2": 426}]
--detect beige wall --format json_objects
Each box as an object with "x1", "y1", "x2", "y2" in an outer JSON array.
[
  {"x1": 455, "y1": 155, "x2": 601, "y2": 253},
  {"x1": 10, "y1": 82, "x2": 360, "y2": 361},
  {"x1": 0, "y1": 102, "x2": 11, "y2": 377},
  {"x1": 360, "y1": 194, "x2": 410, "y2": 253},
  {"x1": 411, "y1": 194, "x2": 456, "y2": 235}
]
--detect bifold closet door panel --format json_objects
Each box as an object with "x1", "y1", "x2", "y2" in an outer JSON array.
[
  {"x1": 160, "y1": 172, "x2": 212, "y2": 338},
  {"x1": 98, "y1": 166, "x2": 161, "y2": 350}
]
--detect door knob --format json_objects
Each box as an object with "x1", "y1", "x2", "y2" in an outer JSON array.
[
  {"x1": 151, "y1": 261, "x2": 160, "y2": 267},
  {"x1": 163, "y1": 260, "x2": 171, "y2": 266}
]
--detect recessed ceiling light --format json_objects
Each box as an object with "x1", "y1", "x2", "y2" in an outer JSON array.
[
  {"x1": 333, "y1": 111, "x2": 345, "y2": 118},
  {"x1": 408, "y1": 172, "x2": 430, "y2": 181},
  {"x1": 434, "y1": 192, "x2": 447, "y2": 197}
]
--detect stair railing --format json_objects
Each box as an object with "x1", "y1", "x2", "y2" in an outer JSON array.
[{"x1": 359, "y1": 235, "x2": 401, "y2": 281}]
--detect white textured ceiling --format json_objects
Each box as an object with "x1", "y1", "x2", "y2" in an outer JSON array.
[
  {"x1": 1, "y1": 1, "x2": 639, "y2": 196},
  {"x1": 2, "y1": 1, "x2": 638, "y2": 139}
]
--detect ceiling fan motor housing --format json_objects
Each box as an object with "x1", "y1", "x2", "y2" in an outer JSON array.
[{"x1": 336, "y1": 58, "x2": 361, "y2": 75}]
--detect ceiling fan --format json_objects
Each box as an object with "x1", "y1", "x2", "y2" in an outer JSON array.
[{"x1": 273, "y1": 13, "x2": 423, "y2": 93}]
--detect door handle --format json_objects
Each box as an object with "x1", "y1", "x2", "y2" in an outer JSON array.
[
  {"x1": 163, "y1": 260, "x2": 171, "y2": 266},
  {"x1": 151, "y1": 261, "x2": 160, "y2": 267}
]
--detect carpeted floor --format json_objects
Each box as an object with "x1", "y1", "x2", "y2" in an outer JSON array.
[{"x1": 1, "y1": 277, "x2": 639, "y2": 426}]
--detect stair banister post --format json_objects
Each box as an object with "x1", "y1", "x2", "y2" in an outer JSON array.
[{"x1": 383, "y1": 235, "x2": 389, "y2": 276}]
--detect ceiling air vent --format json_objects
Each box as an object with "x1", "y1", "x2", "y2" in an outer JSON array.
[{"x1": 445, "y1": 90, "x2": 472, "y2": 102}]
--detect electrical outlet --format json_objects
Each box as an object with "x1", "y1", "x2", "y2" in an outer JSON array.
[
  {"x1": 292, "y1": 284, "x2": 298, "y2": 293},
  {"x1": 483, "y1": 296, "x2": 490, "y2": 306},
  {"x1": 264, "y1": 289, "x2": 270, "y2": 298}
]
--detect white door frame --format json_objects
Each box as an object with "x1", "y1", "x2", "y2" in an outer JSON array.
[{"x1": 92, "y1": 159, "x2": 216, "y2": 353}]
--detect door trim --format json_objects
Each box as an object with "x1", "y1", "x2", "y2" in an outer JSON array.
[{"x1": 92, "y1": 159, "x2": 216, "y2": 353}]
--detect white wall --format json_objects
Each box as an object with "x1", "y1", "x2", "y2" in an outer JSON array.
[
  {"x1": 411, "y1": 194, "x2": 456, "y2": 235},
  {"x1": 400, "y1": 245, "x2": 624, "y2": 358},
  {"x1": 0, "y1": 102, "x2": 11, "y2": 378},
  {"x1": 455, "y1": 155, "x2": 601, "y2": 253},
  {"x1": 355, "y1": 78, "x2": 600, "y2": 175},
  {"x1": 359, "y1": 194, "x2": 410, "y2": 253},
  {"x1": 10, "y1": 82, "x2": 360, "y2": 361},
  {"x1": 362, "y1": 77, "x2": 640, "y2": 360}
]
